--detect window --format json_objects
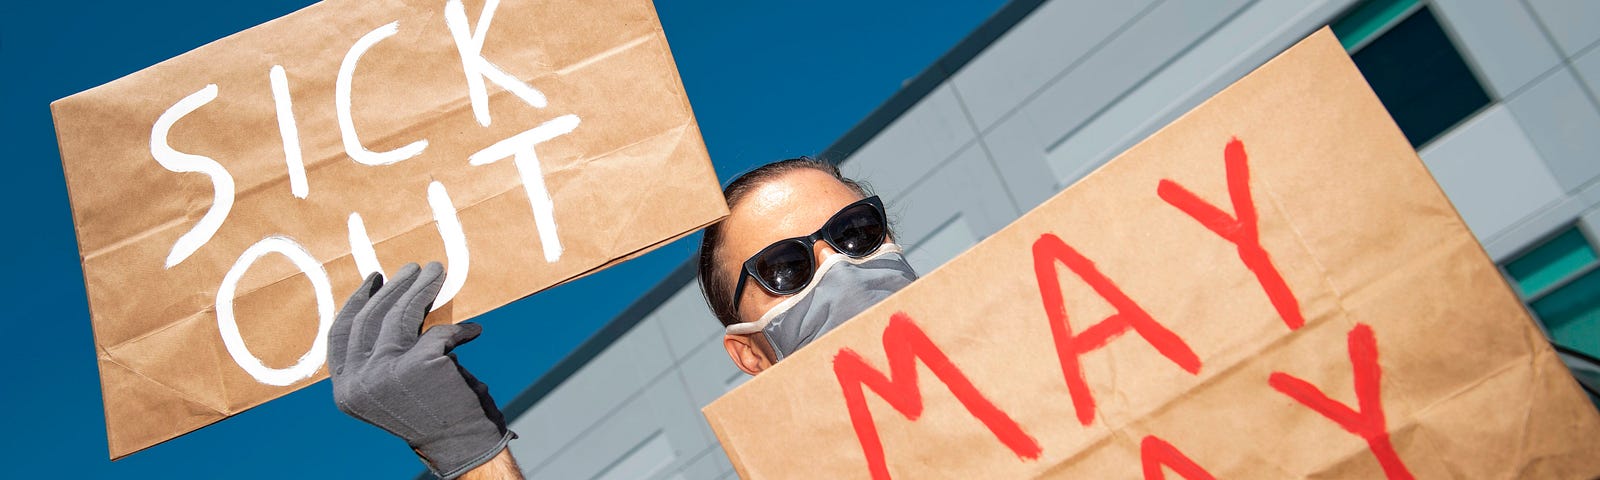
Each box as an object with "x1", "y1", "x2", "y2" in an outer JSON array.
[
  {"x1": 1502, "y1": 225, "x2": 1600, "y2": 406},
  {"x1": 1332, "y1": 0, "x2": 1492, "y2": 147}
]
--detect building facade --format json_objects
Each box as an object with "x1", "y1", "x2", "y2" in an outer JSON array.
[{"x1": 491, "y1": 0, "x2": 1600, "y2": 478}]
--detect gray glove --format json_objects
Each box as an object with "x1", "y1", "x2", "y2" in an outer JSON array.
[{"x1": 328, "y1": 262, "x2": 515, "y2": 479}]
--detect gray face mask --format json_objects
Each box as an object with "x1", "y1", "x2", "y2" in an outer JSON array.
[{"x1": 725, "y1": 244, "x2": 918, "y2": 362}]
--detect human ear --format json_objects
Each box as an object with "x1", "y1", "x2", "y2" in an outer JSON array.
[{"x1": 723, "y1": 334, "x2": 771, "y2": 376}]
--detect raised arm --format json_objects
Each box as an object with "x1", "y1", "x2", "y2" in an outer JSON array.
[{"x1": 328, "y1": 262, "x2": 520, "y2": 479}]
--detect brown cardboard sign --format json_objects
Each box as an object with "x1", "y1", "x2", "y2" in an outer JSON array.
[
  {"x1": 702, "y1": 28, "x2": 1600, "y2": 479},
  {"x1": 50, "y1": 0, "x2": 726, "y2": 459}
]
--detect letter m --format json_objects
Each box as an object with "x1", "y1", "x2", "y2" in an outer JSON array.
[{"x1": 834, "y1": 312, "x2": 1042, "y2": 480}]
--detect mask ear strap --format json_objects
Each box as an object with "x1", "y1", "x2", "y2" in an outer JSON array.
[{"x1": 725, "y1": 321, "x2": 764, "y2": 335}]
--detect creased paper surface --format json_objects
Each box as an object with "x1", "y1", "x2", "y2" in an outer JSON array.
[
  {"x1": 703, "y1": 28, "x2": 1600, "y2": 479},
  {"x1": 52, "y1": 0, "x2": 726, "y2": 459}
]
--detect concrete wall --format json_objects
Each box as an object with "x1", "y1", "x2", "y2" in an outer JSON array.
[{"x1": 499, "y1": 0, "x2": 1600, "y2": 478}]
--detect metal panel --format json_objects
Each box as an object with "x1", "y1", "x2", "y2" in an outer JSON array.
[
  {"x1": 1486, "y1": 178, "x2": 1600, "y2": 261},
  {"x1": 1430, "y1": 0, "x2": 1563, "y2": 97},
  {"x1": 1506, "y1": 67, "x2": 1600, "y2": 193},
  {"x1": 837, "y1": 84, "x2": 979, "y2": 201},
  {"x1": 591, "y1": 432, "x2": 676, "y2": 480},
  {"x1": 1046, "y1": 0, "x2": 1355, "y2": 187},
  {"x1": 949, "y1": 0, "x2": 1158, "y2": 129},
  {"x1": 1483, "y1": 194, "x2": 1590, "y2": 262},
  {"x1": 978, "y1": 0, "x2": 1254, "y2": 209},
  {"x1": 672, "y1": 338, "x2": 747, "y2": 451},
  {"x1": 1575, "y1": 45, "x2": 1600, "y2": 104},
  {"x1": 972, "y1": 105, "x2": 1064, "y2": 210},
  {"x1": 1585, "y1": 175, "x2": 1600, "y2": 208},
  {"x1": 870, "y1": 144, "x2": 1019, "y2": 250},
  {"x1": 653, "y1": 285, "x2": 723, "y2": 362},
  {"x1": 1418, "y1": 105, "x2": 1565, "y2": 242},
  {"x1": 506, "y1": 313, "x2": 677, "y2": 470},
  {"x1": 677, "y1": 329, "x2": 749, "y2": 409},
  {"x1": 524, "y1": 375, "x2": 709, "y2": 479},
  {"x1": 1524, "y1": 0, "x2": 1600, "y2": 57},
  {"x1": 665, "y1": 446, "x2": 735, "y2": 480},
  {"x1": 1584, "y1": 207, "x2": 1600, "y2": 241},
  {"x1": 905, "y1": 213, "x2": 979, "y2": 276}
]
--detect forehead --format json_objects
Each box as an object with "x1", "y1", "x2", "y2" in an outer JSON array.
[{"x1": 718, "y1": 168, "x2": 864, "y2": 267}]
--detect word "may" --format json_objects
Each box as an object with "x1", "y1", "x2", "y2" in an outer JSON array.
[
  {"x1": 832, "y1": 139, "x2": 1414, "y2": 480},
  {"x1": 151, "y1": 0, "x2": 569, "y2": 387}
]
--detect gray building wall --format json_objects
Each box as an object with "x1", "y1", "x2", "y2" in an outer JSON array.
[{"x1": 497, "y1": 0, "x2": 1600, "y2": 478}]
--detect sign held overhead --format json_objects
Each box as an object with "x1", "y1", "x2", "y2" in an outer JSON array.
[
  {"x1": 703, "y1": 28, "x2": 1600, "y2": 479},
  {"x1": 52, "y1": 0, "x2": 726, "y2": 459}
]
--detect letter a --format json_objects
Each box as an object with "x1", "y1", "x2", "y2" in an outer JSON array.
[
  {"x1": 1034, "y1": 233, "x2": 1200, "y2": 426},
  {"x1": 1141, "y1": 435, "x2": 1216, "y2": 480}
]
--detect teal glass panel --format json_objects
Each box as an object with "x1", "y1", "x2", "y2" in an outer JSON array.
[
  {"x1": 1533, "y1": 268, "x2": 1600, "y2": 359},
  {"x1": 1505, "y1": 228, "x2": 1598, "y2": 296},
  {"x1": 1331, "y1": 0, "x2": 1420, "y2": 51}
]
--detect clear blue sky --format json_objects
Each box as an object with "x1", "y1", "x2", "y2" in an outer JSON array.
[{"x1": 0, "y1": 0, "x2": 1006, "y2": 477}]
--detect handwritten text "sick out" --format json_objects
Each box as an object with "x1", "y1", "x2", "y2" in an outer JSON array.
[{"x1": 151, "y1": 0, "x2": 572, "y2": 387}]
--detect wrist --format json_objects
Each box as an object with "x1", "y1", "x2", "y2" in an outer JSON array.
[
  {"x1": 458, "y1": 448, "x2": 524, "y2": 480},
  {"x1": 420, "y1": 429, "x2": 518, "y2": 479}
]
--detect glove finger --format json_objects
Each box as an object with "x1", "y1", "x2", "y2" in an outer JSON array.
[
  {"x1": 346, "y1": 262, "x2": 421, "y2": 367},
  {"x1": 375, "y1": 261, "x2": 445, "y2": 355},
  {"x1": 407, "y1": 322, "x2": 484, "y2": 362},
  {"x1": 328, "y1": 271, "x2": 383, "y2": 376}
]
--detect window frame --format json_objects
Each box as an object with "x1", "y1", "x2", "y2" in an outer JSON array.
[
  {"x1": 1502, "y1": 223, "x2": 1600, "y2": 305},
  {"x1": 1330, "y1": 0, "x2": 1499, "y2": 150}
]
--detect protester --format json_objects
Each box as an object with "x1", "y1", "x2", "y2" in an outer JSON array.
[
  {"x1": 697, "y1": 157, "x2": 917, "y2": 375},
  {"x1": 327, "y1": 157, "x2": 916, "y2": 478}
]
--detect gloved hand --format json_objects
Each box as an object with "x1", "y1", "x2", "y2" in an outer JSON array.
[{"x1": 328, "y1": 262, "x2": 515, "y2": 479}]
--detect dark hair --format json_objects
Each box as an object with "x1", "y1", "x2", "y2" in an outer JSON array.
[{"x1": 698, "y1": 157, "x2": 872, "y2": 327}]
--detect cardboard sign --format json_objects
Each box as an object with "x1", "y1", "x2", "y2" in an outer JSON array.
[
  {"x1": 703, "y1": 29, "x2": 1600, "y2": 479},
  {"x1": 51, "y1": 0, "x2": 725, "y2": 459}
]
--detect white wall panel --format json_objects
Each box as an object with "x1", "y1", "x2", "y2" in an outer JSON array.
[
  {"x1": 1431, "y1": 0, "x2": 1563, "y2": 97},
  {"x1": 978, "y1": 0, "x2": 1254, "y2": 209},
  {"x1": 1046, "y1": 0, "x2": 1355, "y2": 188},
  {"x1": 1419, "y1": 105, "x2": 1565, "y2": 242},
  {"x1": 951, "y1": 0, "x2": 1158, "y2": 129},
  {"x1": 525, "y1": 376, "x2": 708, "y2": 479},
  {"x1": 1524, "y1": 0, "x2": 1600, "y2": 57},
  {"x1": 506, "y1": 314, "x2": 676, "y2": 469},
  {"x1": 838, "y1": 84, "x2": 980, "y2": 200},
  {"x1": 1506, "y1": 67, "x2": 1600, "y2": 193},
  {"x1": 1574, "y1": 45, "x2": 1600, "y2": 104},
  {"x1": 654, "y1": 286, "x2": 723, "y2": 362}
]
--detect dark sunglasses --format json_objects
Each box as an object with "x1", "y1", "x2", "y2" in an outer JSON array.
[{"x1": 731, "y1": 196, "x2": 888, "y2": 312}]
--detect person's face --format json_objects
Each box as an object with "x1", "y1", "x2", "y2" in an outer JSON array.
[{"x1": 720, "y1": 168, "x2": 865, "y2": 375}]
